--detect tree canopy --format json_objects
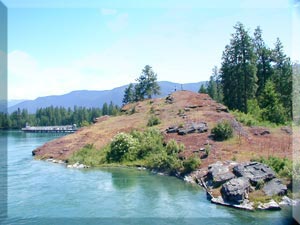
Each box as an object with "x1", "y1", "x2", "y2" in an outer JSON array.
[
  {"x1": 207, "y1": 22, "x2": 293, "y2": 124},
  {"x1": 123, "y1": 65, "x2": 160, "y2": 105}
]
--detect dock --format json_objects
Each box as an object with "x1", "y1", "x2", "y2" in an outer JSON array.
[{"x1": 21, "y1": 125, "x2": 77, "y2": 133}]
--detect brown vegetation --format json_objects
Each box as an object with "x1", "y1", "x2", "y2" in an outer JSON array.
[{"x1": 33, "y1": 91, "x2": 292, "y2": 167}]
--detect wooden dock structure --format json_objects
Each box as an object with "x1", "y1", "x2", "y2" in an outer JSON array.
[{"x1": 21, "y1": 124, "x2": 77, "y2": 133}]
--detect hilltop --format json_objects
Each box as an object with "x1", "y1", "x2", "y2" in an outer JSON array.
[
  {"x1": 33, "y1": 90, "x2": 292, "y2": 167},
  {"x1": 8, "y1": 81, "x2": 205, "y2": 113}
]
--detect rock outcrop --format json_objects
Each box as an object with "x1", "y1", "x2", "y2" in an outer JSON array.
[
  {"x1": 233, "y1": 162, "x2": 276, "y2": 185},
  {"x1": 166, "y1": 122, "x2": 208, "y2": 135},
  {"x1": 190, "y1": 161, "x2": 291, "y2": 210},
  {"x1": 221, "y1": 177, "x2": 251, "y2": 204},
  {"x1": 207, "y1": 161, "x2": 235, "y2": 188},
  {"x1": 263, "y1": 178, "x2": 287, "y2": 196}
]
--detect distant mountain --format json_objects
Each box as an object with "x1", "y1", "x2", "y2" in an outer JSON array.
[
  {"x1": 8, "y1": 81, "x2": 205, "y2": 113},
  {"x1": 8, "y1": 99, "x2": 28, "y2": 107}
]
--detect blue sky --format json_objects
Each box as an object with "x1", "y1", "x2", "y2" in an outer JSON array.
[{"x1": 3, "y1": 0, "x2": 299, "y2": 99}]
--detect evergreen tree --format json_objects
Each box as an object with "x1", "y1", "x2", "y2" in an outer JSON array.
[
  {"x1": 253, "y1": 26, "x2": 273, "y2": 97},
  {"x1": 207, "y1": 66, "x2": 223, "y2": 102},
  {"x1": 135, "y1": 65, "x2": 160, "y2": 100},
  {"x1": 198, "y1": 84, "x2": 207, "y2": 94},
  {"x1": 259, "y1": 80, "x2": 286, "y2": 124},
  {"x1": 123, "y1": 83, "x2": 135, "y2": 105},
  {"x1": 293, "y1": 63, "x2": 300, "y2": 124},
  {"x1": 220, "y1": 22, "x2": 257, "y2": 113},
  {"x1": 102, "y1": 103, "x2": 108, "y2": 115},
  {"x1": 271, "y1": 38, "x2": 292, "y2": 119}
]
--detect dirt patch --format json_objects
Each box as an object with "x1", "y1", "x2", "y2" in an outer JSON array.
[{"x1": 33, "y1": 91, "x2": 293, "y2": 166}]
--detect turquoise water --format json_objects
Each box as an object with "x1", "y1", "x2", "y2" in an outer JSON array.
[{"x1": 0, "y1": 131, "x2": 296, "y2": 224}]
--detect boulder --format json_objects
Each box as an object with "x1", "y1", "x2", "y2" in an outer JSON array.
[
  {"x1": 233, "y1": 162, "x2": 276, "y2": 185},
  {"x1": 279, "y1": 196, "x2": 297, "y2": 206},
  {"x1": 207, "y1": 162, "x2": 235, "y2": 187},
  {"x1": 221, "y1": 177, "x2": 251, "y2": 204},
  {"x1": 263, "y1": 178, "x2": 287, "y2": 196},
  {"x1": 192, "y1": 122, "x2": 208, "y2": 133},
  {"x1": 177, "y1": 122, "x2": 208, "y2": 135},
  {"x1": 257, "y1": 200, "x2": 281, "y2": 210},
  {"x1": 178, "y1": 127, "x2": 195, "y2": 135},
  {"x1": 216, "y1": 105, "x2": 228, "y2": 113},
  {"x1": 166, "y1": 126, "x2": 178, "y2": 133}
]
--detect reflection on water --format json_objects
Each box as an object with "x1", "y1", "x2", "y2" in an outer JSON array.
[{"x1": 1, "y1": 131, "x2": 295, "y2": 225}]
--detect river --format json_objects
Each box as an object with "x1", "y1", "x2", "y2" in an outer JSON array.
[{"x1": 0, "y1": 131, "x2": 296, "y2": 224}]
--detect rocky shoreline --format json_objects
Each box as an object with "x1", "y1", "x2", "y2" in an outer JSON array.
[
  {"x1": 185, "y1": 160, "x2": 299, "y2": 210},
  {"x1": 43, "y1": 157, "x2": 298, "y2": 211}
]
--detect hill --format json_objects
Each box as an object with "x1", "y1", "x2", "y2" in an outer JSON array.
[
  {"x1": 33, "y1": 90, "x2": 292, "y2": 168},
  {"x1": 8, "y1": 81, "x2": 205, "y2": 113}
]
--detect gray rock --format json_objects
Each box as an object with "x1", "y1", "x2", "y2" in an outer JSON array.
[
  {"x1": 178, "y1": 127, "x2": 196, "y2": 135},
  {"x1": 279, "y1": 196, "x2": 297, "y2": 206},
  {"x1": 221, "y1": 177, "x2": 251, "y2": 204},
  {"x1": 233, "y1": 162, "x2": 276, "y2": 185},
  {"x1": 207, "y1": 162, "x2": 235, "y2": 187},
  {"x1": 281, "y1": 126, "x2": 292, "y2": 135},
  {"x1": 192, "y1": 122, "x2": 208, "y2": 133},
  {"x1": 166, "y1": 126, "x2": 178, "y2": 133},
  {"x1": 263, "y1": 178, "x2": 287, "y2": 196},
  {"x1": 211, "y1": 196, "x2": 254, "y2": 210},
  {"x1": 257, "y1": 200, "x2": 281, "y2": 210}
]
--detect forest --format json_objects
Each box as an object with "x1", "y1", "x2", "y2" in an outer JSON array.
[
  {"x1": 0, "y1": 102, "x2": 120, "y2": 129},
  {"x1": 200, "y1": 22, "x2": 295, "y2": 125}
]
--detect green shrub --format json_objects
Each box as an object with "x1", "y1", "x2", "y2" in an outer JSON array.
[
  {"x1": 106, "y1": 133, "x2": 139, "y2": 162},
  {"x1": 205, "y1": 144, "x2": 211, "y2": 155},
  {"x1": 147, "y1": 115, "x2": 161, "y2": 126},
  {"x1": 252, "y1": 156, "x2": 293, "y2": 180},
  {"x1": 232, "y1": 110, "x2": 259, "y2": 126},
  {"x1": 131, "y1": 128, "x2": 164, "y2": 158},
  {"x1": 146, "y1": 152, "x2": 182, "y2": 175},
  {"x1": 68, "y1": 144, "x2": 107, "y2": 166},
  {"x1": 211, "y1": 120, "x2": 233, "y2": 141},
  {"x1": 166, "y1": 139, "x2": 184, "y2": 155},
  {"x1": 183, "y1": 156, "x2": 201, "y2": 174}
]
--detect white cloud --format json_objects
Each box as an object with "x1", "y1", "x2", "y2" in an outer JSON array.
[{"x1": 101, "y1": 8, "x2": 117, "y2": 16}]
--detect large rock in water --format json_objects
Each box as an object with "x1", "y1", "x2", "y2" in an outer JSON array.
[
  {"x1": 263, "y1": 178, "x2": 287, "y2": 196},
  {"x1": 233, "y1": 162, "x2": 276, "y2": 185},
  {"x1": 221, "y1": 177, "x2": 251, "y2": 204},
  {"x1": 207, "y1": 162, "x2": 235, "y2": 188}
]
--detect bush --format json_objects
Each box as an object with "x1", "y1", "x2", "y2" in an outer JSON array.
[
  {"x1": 146, "y1": 152, "x2": 182, "y2": 174},
  {"x1": 166, "y1": 139, "x2": 184, "y2": 155},
  {"x1": 131, "y1": 128, "x2": 164, "y2": 158},
  {"x1": 232, "y1": 110, "x2": 259, "y2": 126},
  {"x1": 107, "y1": 133, "x2": 139, "y2": 162},
  {"x1": 183, "y1": 156, "x2": 201, "y2": 174},
  {"x1": 211, "y1": 120, "x2": 233, "y2": 141},
  {"x1": 147, "y1": 115, "x2": 161, "y2": 126},
  {"x1": 68, "y1": 144, "x2": 107, "y2": 166},
  {"x1": 252, "y1": 156, "x2": 293, "y2": 180}
]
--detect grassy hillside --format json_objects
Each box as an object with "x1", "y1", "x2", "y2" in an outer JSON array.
[{"x1": 33, "y1": 91, "x2": 292, "y2": 170}]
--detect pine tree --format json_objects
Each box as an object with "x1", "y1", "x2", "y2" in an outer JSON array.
[
  {"x1": 123, "y1": 83, "x2": 135, "y2": 105},
  {"x1": 207, "y1": 66, "x2": 222, "y2": 102},
  {"x1": 259, "y1": 80, "x2": 286, "y2": 124},
  {"x1": 123, "y1": 65, "x2": 160, "y2": 103},
  {"x1": 135, "y1": 65, "x2": 160, "y2": 100},
  {"x1": 102, "y1": 103, "x2": 108, "y2": 115},
  {"x1": 220, "y1": 22, "x2": 257, "y2": 113},
  {"x1": 198, "y1": 84, "x2": 207, "y2": 94},
  {"x1": 271, "y1": 38, "x2": 292, "y2": 119},
  {"x1": 253, "y1": 26, "x2": 273, "y2": 97}
]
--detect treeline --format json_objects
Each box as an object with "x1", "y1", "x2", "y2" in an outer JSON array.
[
  {"x1": 0, "y1": 102, "x2": 120, "y2": 130},
  {"x1": 200, "y1": 22, "x2": 293, "y2": 124}
]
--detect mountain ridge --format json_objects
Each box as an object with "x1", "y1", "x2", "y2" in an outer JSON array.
[{"x1": 9, "y1": 81, "x2": 205, "y2": 113}]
